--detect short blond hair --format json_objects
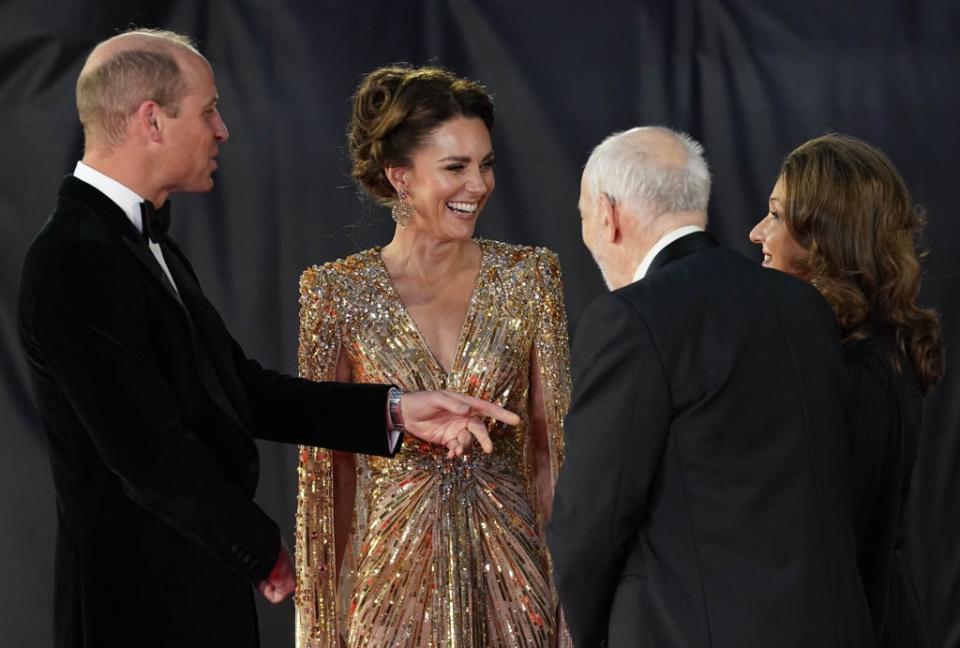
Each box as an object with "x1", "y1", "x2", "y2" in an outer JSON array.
[{"x1": 76, "y1": 29, "x2": 198, "y2": 148}]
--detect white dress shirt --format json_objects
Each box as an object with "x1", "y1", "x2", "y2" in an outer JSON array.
[
  {"x1": 632, "y1": 225, "x2": 705, "y2": 283},
  {"x1": 73, "y1": 161, "x2": 179, "y2": 293}
]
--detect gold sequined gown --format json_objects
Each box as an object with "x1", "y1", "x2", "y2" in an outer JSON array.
[{"x1": 295, "y1": 240, "x2": 571, "y2": 648}]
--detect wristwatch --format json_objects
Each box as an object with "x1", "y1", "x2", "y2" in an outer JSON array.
[{"x1": 387, "y1": 386, "x2": 405, "y2": 433}]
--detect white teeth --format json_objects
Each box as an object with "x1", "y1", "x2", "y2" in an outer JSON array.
[
  {"x1": 447, "y1": 202, "x2": 478, "y2": 214},
  {"x1": 762, "y1": 253, "x2": 772, "y2": 264}
]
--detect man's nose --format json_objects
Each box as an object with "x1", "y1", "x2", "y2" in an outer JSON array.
[{"x1": 215, "y1": 113, "x2": 229, "y2": 142}]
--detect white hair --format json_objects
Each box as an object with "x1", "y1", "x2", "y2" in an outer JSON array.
[{"x1": 582, "y1": 126, "x2": 711, "y2": 219}]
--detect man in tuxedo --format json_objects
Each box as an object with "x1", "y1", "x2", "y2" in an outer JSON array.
[
  {"x1": 547, "y1": 127, "x2": 873, "y2": 647},
  {"x1": 17, "y1": 29, "x2": 517, "y2": 648}
]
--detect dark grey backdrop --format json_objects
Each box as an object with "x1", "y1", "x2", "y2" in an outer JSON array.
[{"x1": 2, "y1": 1, "x2": 958, "y2": 645}]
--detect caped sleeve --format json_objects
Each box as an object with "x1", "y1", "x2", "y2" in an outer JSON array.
[
  {"x1": 532, "y1": 249, "x2": 572, "y2": 498},
  {"x1": 295, "y1": 265, "x2": 343, "y2": 647},
  {"x1": 532, "y1": 249, "x2": 575, "y2": 648}
]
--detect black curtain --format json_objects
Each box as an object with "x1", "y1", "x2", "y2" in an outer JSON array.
[{"x1": 1, "y1": 2, "x2": 957, "y2": 645}]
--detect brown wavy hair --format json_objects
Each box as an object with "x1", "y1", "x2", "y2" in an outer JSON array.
[
  {"x1": 779, "y1": 133, "x2": 944, "y2": 394},
  {"x1": 348, "y1": 64, "x2": 494, "y2": 204}
]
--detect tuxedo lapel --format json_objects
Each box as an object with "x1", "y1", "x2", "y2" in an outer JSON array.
[
  {"x1": 646, "y1": 231, "x2": 721, "y2": 276},
  {"x1": 59, "y1": 175, "x2": 186, "y2": 312},
  {"x1": 122, "y1": 237, "x2": 186, "y2": 309},
  {"x1": 161, "y1": 246, "x2": 254, "y2": 431},
  {"x1": 58, "y1": 175, "x2": 252, "y2": 434}
]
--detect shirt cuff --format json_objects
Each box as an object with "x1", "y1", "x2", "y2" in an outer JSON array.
[
  {"x1": 385, "y1": 386, "x2": 404, "y2": 453},
  {"x1": 387, "y1": 429, "x2": 401, "y2": 453}
]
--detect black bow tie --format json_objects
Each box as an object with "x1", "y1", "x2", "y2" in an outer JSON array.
[{"x1": 140, "y1": 200, "x2": 171, "y2": 244}]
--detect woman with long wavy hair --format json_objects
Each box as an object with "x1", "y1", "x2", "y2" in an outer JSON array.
[{"x1": 749, "y1": 133, "x2": 945, "y2": 647}]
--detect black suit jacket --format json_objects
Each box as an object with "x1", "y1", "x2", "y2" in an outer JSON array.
[
  {"x1": 18, "y1": 176, "x2": 396, "y2": 648},
  {"x1": 548, "y1": 232, "x2": 874, "y2": 647}
]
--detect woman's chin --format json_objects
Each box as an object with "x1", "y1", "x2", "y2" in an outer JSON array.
[
  {"x1": 443, "y1": 214, "x2": 479, "y2": 237},
  {"x1": 451, "y1": 225, "x2": 477, "y2": 240}
]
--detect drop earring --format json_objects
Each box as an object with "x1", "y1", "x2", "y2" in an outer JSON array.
[{"x1": 391, "y1": 188, "x2": 413, "y2": 227}]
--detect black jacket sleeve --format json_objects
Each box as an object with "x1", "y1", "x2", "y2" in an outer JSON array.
[
  {"x1": 163, "y1": 238, "x2": 397, "y2": 457},
  {"x1": 230, "y1": 340, "x2": 395, "y2": 455},
  {"x1": 547, "y1": 292, "x2": 672, "y2": 647}
]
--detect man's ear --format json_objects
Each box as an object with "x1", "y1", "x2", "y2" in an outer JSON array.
[
  {"x1": 134, "y1": 101, "x2": 163, "y2": 142},
  {"x1": 384, "y1": 165, "x2": 408, "y2": 195},
  {"x1": 599, "y1": 192, "x2": 621, "y2": 244}
]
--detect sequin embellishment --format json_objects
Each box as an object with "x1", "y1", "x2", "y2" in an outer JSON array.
[{"x1": 295, "y1": 240, "x2": 572, "y2": 647}]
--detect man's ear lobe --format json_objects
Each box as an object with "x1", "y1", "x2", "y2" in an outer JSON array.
[{"x1": 599, "y1": 193, "x2": 620, "y2": 243}]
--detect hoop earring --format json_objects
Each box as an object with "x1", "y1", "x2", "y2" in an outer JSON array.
[{"x1": 391, "y1": 189, "x2": 413, "y2": 227}]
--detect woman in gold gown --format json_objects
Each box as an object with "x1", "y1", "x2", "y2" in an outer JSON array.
[{"x1": 294, "y1": 65, "x2": 572, "y2": 647}]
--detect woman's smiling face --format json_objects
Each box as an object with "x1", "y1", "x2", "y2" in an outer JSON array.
[
  {"x1": 390, "y1": 116, "x2": 495, "y2": 239},
  {"x1": 749, "y1": 175, "x2": 809, "y2": 276}
]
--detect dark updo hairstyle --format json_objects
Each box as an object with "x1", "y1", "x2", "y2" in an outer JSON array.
[
  {"x1": 348, "y1": 64, "x2": 495, "y2": 205},
  {"x1": 779, "y1": 133, "x2": 944, "y2": 394}
]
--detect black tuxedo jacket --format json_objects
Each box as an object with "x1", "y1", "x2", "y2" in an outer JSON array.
[
  {"x1": 548, "y1": 232, "x2": 873, "y2": 647},
  {"x1": 18, "y1": 176, "x2": 396, "y2": 648}
]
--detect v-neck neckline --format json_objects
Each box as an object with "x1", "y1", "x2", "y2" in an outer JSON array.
[{"x1": 376, "y1": 239, "x2": 487, "y2": 378}]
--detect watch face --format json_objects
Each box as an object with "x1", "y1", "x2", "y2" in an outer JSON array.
[{"x1": 388, "y1": 389, "x2": 404, "y2": 428}]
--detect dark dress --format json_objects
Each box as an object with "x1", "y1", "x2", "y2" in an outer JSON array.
[{"x1": 845, "y1": 331, "x2": 928, "y2": 647}]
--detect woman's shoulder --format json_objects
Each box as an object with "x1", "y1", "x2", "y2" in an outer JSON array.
[
  {"x1": 843, "y1": 332, "x2": 905, "y2": 394},
  {"x1": 481, "y1": 239, "x2": 562, "y2": 276},
  {"x1": 846, "y1": 331, "x2": 923, "y2": 400},
  {"x1": 299, "y1": 247, "x2": 382, "y2": 294}
]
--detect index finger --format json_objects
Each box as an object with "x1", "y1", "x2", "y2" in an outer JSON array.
[{"x1": 444, "y1": 392, "x2": 521, "y2": 426}]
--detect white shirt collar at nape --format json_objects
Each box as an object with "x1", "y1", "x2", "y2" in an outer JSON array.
[
  {"x1": 632, "y1": 225, "x2": 705, "y2": 283},
  {"x1": 73, "y1": 161, "x2": 146, "y2": 234}
]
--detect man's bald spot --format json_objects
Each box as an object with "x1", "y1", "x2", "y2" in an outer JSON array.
[
  {"x1": 81, "y1": 31, "x2": 200, "y2": 79},
  {"x1": 625, "y1": 126, "x2": 691, "y2": 171}
]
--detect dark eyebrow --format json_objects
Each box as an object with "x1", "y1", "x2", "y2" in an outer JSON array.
[{"x1": 436, "y1": 151, "x2": 495, "y2": 164}]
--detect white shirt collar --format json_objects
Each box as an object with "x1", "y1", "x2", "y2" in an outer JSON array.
[
  {"x1": 72, "y1": 161, "x2": 180, "y2": 294},
  {"x1": 73, "y1": 161, "x2": 146, "y2": 234},
  {"x1": 633, "y1": 225, "x2": 705, "y2": 282}
]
